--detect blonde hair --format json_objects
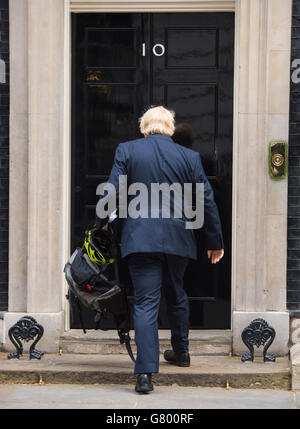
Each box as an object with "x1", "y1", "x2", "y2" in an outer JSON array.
[{"x1": 139, "y1": 106, "x2": 175, "y2": 137}]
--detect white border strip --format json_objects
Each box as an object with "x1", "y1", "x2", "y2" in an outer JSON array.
[{"x1": 63, "y1": 0, "x2": 72, "y2": 331}]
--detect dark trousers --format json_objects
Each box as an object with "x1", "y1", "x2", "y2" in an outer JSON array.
[{"x1": 127, "y1": 252, "x2": 190, "y2": 375}]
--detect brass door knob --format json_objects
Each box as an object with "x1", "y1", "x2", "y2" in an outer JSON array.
[{"x1": 271, "y1": 153, "x2": 284, "y2": 167}]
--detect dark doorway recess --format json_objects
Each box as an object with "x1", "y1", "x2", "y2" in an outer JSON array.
[{"x1": 71, "y1": 12, "x2": 234, "y2": 329}]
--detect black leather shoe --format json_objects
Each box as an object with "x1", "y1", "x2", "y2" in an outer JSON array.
[
  {"x1": 163, "y1": 350, "x2": 190, "y2": 367},
  {"x1": 135, "y1": 373, "x2": 153, "y2": 393}
]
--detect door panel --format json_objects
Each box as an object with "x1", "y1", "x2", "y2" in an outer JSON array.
[
  {"x1": 71, "y1": 12, "x2": 234, "y2": 330},
  {"x1": 150, "y1": 13, "x2": 234, "y2": 328},
  {"x1": 166, "y1": 28, "x2": 218, "y2": 68},
  {"x1": 87, "y1": 29, "x2": 137, "y2": 68}
]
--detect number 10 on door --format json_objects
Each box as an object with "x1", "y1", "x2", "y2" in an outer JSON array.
[{"x1": 142, "y1": 43, "x2": 165, "y2": 57}]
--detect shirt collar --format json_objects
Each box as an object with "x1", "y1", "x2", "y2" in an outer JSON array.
[{"x1": 147, "y1": 133, "x2": 173, "y2": 140}]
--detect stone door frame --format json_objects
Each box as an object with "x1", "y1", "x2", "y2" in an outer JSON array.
[{"x1": 7, "y1": 0, "x2": 292, "y2": 354}]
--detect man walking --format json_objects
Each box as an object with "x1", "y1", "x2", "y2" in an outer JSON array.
[{"x1": 96, "y1": 106, "x2": 224, "y2": 393}]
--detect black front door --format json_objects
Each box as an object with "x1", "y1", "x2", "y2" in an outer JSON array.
[{"x1": 71, "y1": 12, "x2": 234, "y2": 329}]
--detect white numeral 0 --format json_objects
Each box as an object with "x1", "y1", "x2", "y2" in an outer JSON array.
[{"x1": 153, "y1": 44, "x2": 165, "y2": 56}]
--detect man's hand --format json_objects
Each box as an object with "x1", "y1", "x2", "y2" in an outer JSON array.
[
  {"x1": 207, "y1": 249, "x2": 224, "y2": 264},
  {"x1": 102, "y1": 223, "x2": 108, "y2": 231}
]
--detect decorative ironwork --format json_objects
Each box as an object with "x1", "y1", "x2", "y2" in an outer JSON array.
[
  {"x1": 7, "y1": 316, "x2": 44, "y2": 360},
  {"x1": 241, "y1": 318, "x2": 276, "y2": 362}
]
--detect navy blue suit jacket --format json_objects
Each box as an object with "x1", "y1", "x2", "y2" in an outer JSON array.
[{"x1": 95, "y1": 133, "x2": 224, "y2": 260}]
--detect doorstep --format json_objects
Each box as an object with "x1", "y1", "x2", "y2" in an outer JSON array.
[
  {"x1": 59, "y1": 329, "x2": 232, "y2": 356},
  {"x1": 0, "y1": 352, "x2": 291, "y2": 390}
]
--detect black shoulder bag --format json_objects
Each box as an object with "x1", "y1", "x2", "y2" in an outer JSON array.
[{"x1": 63, "y1": 225, "x2": 135, "y2": 363}]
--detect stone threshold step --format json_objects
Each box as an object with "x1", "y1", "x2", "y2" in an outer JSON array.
[
  {"x1": 60, "y1": 329, "x2": 232, "y2": 356},
  {"x1": 0, "y1": 353, "x2": 291, "y2": 390}
]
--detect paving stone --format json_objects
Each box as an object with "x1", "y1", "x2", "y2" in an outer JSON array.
[{"x1": 0, "y1": 384, "x2": 295, "y2": 409}]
